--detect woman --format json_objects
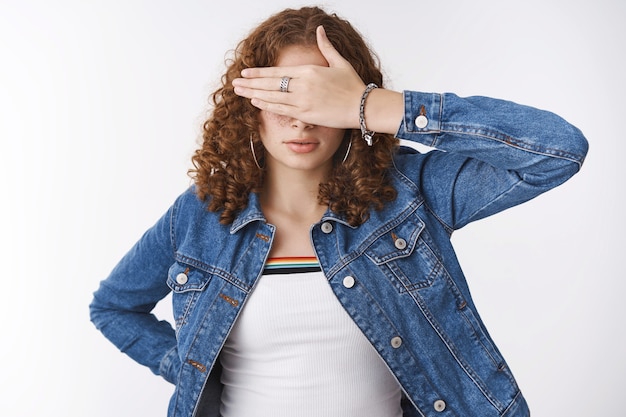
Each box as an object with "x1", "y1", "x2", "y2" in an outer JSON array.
[{"x1": 90, "y1": 6, "x2": 588, "y2": 417}]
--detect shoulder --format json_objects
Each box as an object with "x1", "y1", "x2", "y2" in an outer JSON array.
[
  {"x1": 170, "y1": 186, "x2": 225, "y2": 237},
  {"x1": 170, "y1": 186, "x2": 208, "y2": 219},
  {"x1": 174, "y1": 185, "x2": 206, "y2": 209}
]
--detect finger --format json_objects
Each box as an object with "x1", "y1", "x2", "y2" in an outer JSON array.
[
  {"x1": 249, "y1": 98, "x2": 296, "y2": 117},
  {"x1": 234, "y1": 85, "x2": 296, "y2": 108},
  {"x1": 316, "y1": 25, "x2": 350, "y2": 69},
  {"x1": 240, "y1": 66, "x2": 297, "y2": 79},
  {"x1": 232, "y1": 76, "x2": 287, "y2": 92}
]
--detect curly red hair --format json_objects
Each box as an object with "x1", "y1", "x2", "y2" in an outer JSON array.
[{"x1": 189, "y1": 6, "x2": 398, "y2": 226}]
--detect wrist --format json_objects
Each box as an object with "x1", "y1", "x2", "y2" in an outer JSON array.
[
  {"x1": 362, "y1": 88, "x2": 404, "y2": 135},
  {"x1": 359, "y1": 83, "x2": 379, "y2": 146}
]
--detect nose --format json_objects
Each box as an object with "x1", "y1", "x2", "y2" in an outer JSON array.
[{"x1": 291, "y1": 118, "x2": 314, "y2": 130}]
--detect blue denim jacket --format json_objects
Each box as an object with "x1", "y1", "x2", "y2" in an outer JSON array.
[{"x1": 90, "y1": 91, "x2": 588, "y2": 417}]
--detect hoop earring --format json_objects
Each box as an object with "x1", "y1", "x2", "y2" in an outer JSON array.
[
  {"x1": 341, "y1": 138, "x2": 352, "y2": 164},
  {"x1": 250, "y1": 135, "x2": 263, "y2": 169}
]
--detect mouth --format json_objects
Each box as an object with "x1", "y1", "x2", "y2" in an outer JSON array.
[
  {"x1": 285, "y1": 139, "x2": 317, "y2": 145},
  {"x1": 284, "y1": 139, "x2": 319, "y2": 153}
]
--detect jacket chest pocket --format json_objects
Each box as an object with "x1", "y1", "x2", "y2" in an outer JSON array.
[
  {"x1": 166, "y1": 261, "x2": 212, "y2": 332},
  {"x1": 365, "y1": 215, "x2": 443, "y2": 291}
]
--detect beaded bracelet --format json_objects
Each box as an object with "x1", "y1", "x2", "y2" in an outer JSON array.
[{"x1": 359, "y1": 83, "x2": 378, "y2": 146}]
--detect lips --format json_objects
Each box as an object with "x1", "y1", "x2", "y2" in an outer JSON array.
[
  {"x1": 285, "y1": 139, "x2": 317, "y2": 144},
  {"x1": 284, "y1": 139, "x2": 319, "y2": 153}
]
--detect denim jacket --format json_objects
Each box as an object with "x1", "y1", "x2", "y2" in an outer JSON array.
[{"x1": 90, "y1": 91, "x2": 588, "y2": 417}]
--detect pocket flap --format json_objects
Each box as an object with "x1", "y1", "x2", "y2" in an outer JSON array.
[
  {"x1": 365, "y1": 216, "x2": 425, "y2": 265},
  {"x1": 167, "y1": 261, "x2": 211, "y2": 293}
]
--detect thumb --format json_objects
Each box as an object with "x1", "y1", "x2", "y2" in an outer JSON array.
[{"x1": 316, "y1": 25, "x2": 350, "y2": 69}]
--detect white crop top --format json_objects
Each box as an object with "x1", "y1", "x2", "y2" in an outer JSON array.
[{"x1": 219, "y1": 257, "x2": 402, "y2": 417}]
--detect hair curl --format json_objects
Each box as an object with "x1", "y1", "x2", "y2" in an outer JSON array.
[{"x1": 189, "y1": 6, "x2": 398, "y2": 226}]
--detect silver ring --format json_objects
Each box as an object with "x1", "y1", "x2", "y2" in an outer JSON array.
[{"x1": 279, "y1": 76, "x2": 290, "y2": 93}]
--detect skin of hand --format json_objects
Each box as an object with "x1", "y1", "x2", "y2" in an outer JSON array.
[{"x1": 232, "y1": 25, "x2": 366, "y2": 130}]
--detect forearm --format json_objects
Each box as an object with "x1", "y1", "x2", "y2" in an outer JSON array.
[
  {"x1": 90, "y1": 205, "x2": 179, "y2": 381},
  {"x1": 392, "y1": 91, "x2": 588, "y2": 229},
  {"x1": 90, "y1": 299, "x2": 178, "y2": 381},
  {"x1": 396, "y1": 91, "x2": 588, "y2": 172}
]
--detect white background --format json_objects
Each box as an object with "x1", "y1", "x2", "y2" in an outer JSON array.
[{"x1": 1, "y1": 0, "x2": 623, "y2": 416}]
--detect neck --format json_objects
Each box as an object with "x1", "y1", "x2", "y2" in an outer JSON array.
[{"x1": 260, "y1": 166, "x2": 328, "y2": 223}]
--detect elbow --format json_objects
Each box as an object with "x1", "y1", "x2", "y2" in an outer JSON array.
[
  {"x1": 89, "y1": 289, "x2": 117, "y2": 331},
  {"x1": 524, "y1": 146, "x2": 587, "y2": 191},
  {"x1": 534, "y1": 123, "x2": 589, "y2": 186},
  {"x1": 89, "y1": 295, "x2": 106, "y2": 330},
  {"x1": 559, "y1": 122, "x2": 589, "y2": 172},
  {"x1": 578, "y1": 133, "x2": 589, "y2": 169}
]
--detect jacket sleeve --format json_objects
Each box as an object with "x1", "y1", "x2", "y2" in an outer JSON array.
[
  {"x1": 89, "y1": 200, "x2": 180, "y2": 384},
  {"x1": 394, "y1": 91, "x2": 589, "y2": 231}
]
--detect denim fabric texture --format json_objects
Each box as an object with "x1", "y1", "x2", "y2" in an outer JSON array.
[{"x1": 90, "y1": 91, "x2": 588, "y2": 417}]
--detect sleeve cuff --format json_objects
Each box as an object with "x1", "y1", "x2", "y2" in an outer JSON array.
[{"x1": 396, "y1": 91, "x2": 442, "y2": 147}]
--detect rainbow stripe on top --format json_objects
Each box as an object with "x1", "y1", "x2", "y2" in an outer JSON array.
[{"x1": 263, "y1": 257, "x2": 321, "y2": 275}]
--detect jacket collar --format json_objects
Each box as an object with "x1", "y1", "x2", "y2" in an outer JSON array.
[
  {"x1": 229, "y1": 192, "x2": 358, "y2": 234},
  {"x1": 229, "y1": 193, "x2": 266, "y2": 234},
  {"x1": 228, "y1": 184, "x2": 424, "y2": 235},
  {"x1": 320, "y1": 210, "x2": 357, "y2": 229}
]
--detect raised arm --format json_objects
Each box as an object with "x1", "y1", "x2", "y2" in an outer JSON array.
[
  {"x1": 233, "y1": 25, "x2": 588, "y2": 230},
  {"x1": 394, "y1": 91, "x2": 588, "y2": 229}
]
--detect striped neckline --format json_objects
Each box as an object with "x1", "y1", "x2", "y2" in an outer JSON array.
[{"x1": 263, "y1": 257, "x2": 321, "y2": 275}]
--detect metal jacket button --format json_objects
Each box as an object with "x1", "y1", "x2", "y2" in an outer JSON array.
[
  {"x1": 343, "y1": 276, "x2": 355, "y2": 288},
  {"x1": 390, "y1": 336, "x2": 402, "y2": 348},
  {"x1": 394, "y1": 238, "x2": 407, "y2": 250},
  {"x1": 415, "y1": 115, "x2": 428, "y2": 129},
  {"x1": 176, "y1": 272, "x2": 188, "y2": 285},
  {"x1": 321, "y1": 222, "x2": 333, "y2": 234},
  {"x1": 434, "y1": 400, "x2": 446, "y2": 412}
]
